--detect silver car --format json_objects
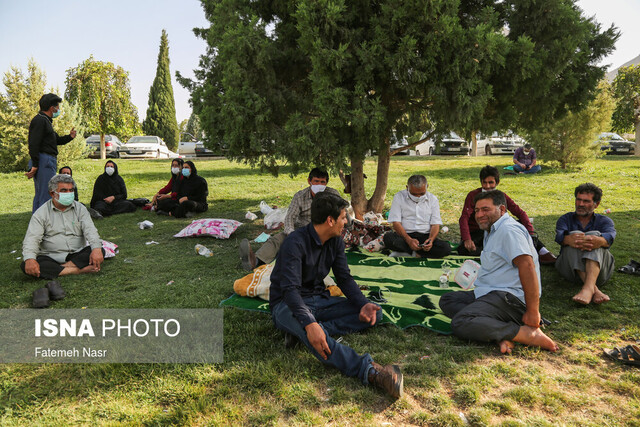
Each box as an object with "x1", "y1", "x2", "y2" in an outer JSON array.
[
  {"x1": 86, "y1": 134, "x2": 123, "y2": 158},
  {"x1": 119, "y1": 136, "x2": 172, "y2": 159}
]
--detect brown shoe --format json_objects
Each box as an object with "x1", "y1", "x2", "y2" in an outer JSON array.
[
  {"x1": 539, "y1": 252, "x2": 557, "y2": 265},
  {"x1": 368, "y1": 362, "x2": 403, "y2": 398},
  {"x1": 239, "y1": 238, "x2": 257, "y2": 271}
]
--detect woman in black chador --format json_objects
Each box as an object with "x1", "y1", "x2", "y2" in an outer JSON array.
[
  {"x1": 90, "y1": 160, "x2": 136, "y2": 217},
  {"x1": 157, "y1": 160, "x2": 208, "y2": 218}
]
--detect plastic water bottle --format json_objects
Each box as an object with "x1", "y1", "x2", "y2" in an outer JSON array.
[
  {"x1": 195, "y1": 244, "x2": 213, "y2": 257},
  {"x1": 439, "y1": 274, "x2": 449, "y2": 289}
]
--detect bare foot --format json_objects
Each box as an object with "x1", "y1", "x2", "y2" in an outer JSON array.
[
  {"x1": 513, "y1": 326, "x2": 559, "y2": 352},
  {"x1": 592, "y1": 288, "x2": 610, "y2": 304},
  {"x1": 499, "y1": 340, "x2": 515, "y2": 354},
  {"x1": 572, "y1": 287, "x2": 594, "y2": 305}
]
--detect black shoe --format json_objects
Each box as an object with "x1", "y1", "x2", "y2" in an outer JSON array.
[
  {"x1": 185, "y1": 211, "x2": 196, "y2": 218},
  {"x1": 87, "y1": 207, "x2": 103, "y2": 220},
  {"x1": 239, "y1": 238, "x2": 256, "y2": 271},
  {"x1": 368, "y1": 362, "x2": 403, "y2": 399},
  {"x1": 157, "y1": 210, "x2": 170, "y2": 216},
  {"x1": 32, "y1": 287, "x2": 50, "y2": 308},
  {"x1": 284, "y1": 332, "x2": 299, "y2": 349},
  {"x1": 46, "y1": 280, "x2": 66, "y2": 300}
]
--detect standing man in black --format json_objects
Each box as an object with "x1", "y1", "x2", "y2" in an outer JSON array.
[{"x1": 25, "y1": 93, "x2": 76, "y2": 213}]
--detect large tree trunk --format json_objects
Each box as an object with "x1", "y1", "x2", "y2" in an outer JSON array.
[
  {"x1": 348, "y1": 137, "x2": 391, "y2": 219},
  {"x1": 634, "y1": 95, "x2": 640, "y2": 157},
  {"x1": 470, "y1": 130, "x2": 478, "y2": 157},
  {"x1": 100, "y1": 133, "x2": 106, "y2": 160}
]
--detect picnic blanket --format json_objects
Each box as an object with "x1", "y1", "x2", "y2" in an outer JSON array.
[{"x1": 220, "y1": 250, "x2": 478, "y2": 334}]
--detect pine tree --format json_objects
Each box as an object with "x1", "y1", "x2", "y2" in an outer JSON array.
[{"x1": 143, "y1": 29, "x2": 179, "y2": 150}]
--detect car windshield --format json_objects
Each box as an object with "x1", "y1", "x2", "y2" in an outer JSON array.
[
  {"x1": 86, "y1": 135, "x2": 112, "y2": 143},
  {"x1": 127, "y1": 136, "x2": 157, "y2": 144}
]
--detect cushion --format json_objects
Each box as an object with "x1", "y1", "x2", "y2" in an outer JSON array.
[{"x1": 174, "y1": 218, "x2": 242, "y2": 239}]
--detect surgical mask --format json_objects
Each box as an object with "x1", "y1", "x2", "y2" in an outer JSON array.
[
  {"x1": 56, "y1": 191, "x2": 74, "y2": 206},
  {"x1": 311, "y1": 184, "x2": 326, "y2": 194},
  {"x1": 182, "y1": 168, "x2": 191, "y2": 177},
  {"x1": 408, "y1": 193, "x2": 426, "y2": 203},
  {"x1": 105, "y1": 167, "x2": 115, "y2": 176},
  {"x1": 171, "y1": 167, "x2": 180, "y2": 175},
  {"x1": 52, "y1": 108, "x2": 61, "y2": 118}
]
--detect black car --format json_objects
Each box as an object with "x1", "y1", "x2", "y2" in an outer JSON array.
[{"x1": 597, "y1": 132, "x2": 636, "y2": 155}]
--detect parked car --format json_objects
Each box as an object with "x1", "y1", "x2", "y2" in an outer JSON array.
[
  {"x1": 414, "y1": 131, "x2": 470, "y2": 155},
  {"x1": 119, "y1": 136, "x2": 172, "y2": 159},
  {"x1": 195, "y1": 142, "x2": 216, "y2": 157},
  {"x1": 389, "y1": 133, "x2": 410, "y2": 155},
  {"x1": 596, "y1": 132, "x2": 636, "y2": 155},
  {"x1": 477, "y1": 133, "x2": 525, "y2": 155},
  {"x1": 86, "y1": 134, "x2": 123, "y2": 158},
  {"x1": 178, "y1": 141, "x2": 199, "y2": 156}
]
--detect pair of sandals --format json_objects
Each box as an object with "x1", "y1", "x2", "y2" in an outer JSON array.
[
  {"x1": 618, "y1": 259, "x2": 640, "y2": 276},
  {"x1": 604, "y1": 344, "x2": 640, "y2": 366},
  {"x1": 33, "y1": 280, "x2": 66, "y2": 308}
]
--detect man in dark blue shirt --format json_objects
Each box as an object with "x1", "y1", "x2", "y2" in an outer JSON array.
[
  {"x1": 270, "y1": 192, "x2": 403, "y2": 398},
  {"x1": 555, "y1": 183, "x2": 616, "y2": 305}
]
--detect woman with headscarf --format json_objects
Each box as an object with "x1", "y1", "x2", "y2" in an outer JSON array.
[
  {"x1": 90, "y1": 160, "x2": 137, "y2": 217},
  {"x1": 157, "y1": 160, "x2": 208, "y2": 218},
  {"x1": 146, "y1": 158, "x2": 184, "y2": 211},
  {"x1": 58, "y1": 165, "x2": 79, "y2": 201}
]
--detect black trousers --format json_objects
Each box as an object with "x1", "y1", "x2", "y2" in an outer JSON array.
[
  {"x1": 383, "y1": 231, "x2": 451, "y2": 258},
  {"x1": 157, "y1": 199, "x2": 207, "y2": 218},
  {"x1": 439, "y1": 290, "x2": 525, "y2": 342},
  {"x1": 457, "y1": 229, "x2": 545, "y2": 256},
  {"x1": 20, "y1": 246, "x2": 104, "y2": 280},
  {"x1": 93, "y1": 199, "x2": 136, "y2": 217}
]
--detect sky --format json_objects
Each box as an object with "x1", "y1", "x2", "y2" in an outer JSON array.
[{"x1": 0, "y1": 0, "x2": 639, "y2": 125}]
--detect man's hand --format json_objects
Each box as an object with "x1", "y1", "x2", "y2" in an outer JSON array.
[
  {"x1": 406, "y1": 238, "x2": 421, "y2": 251},
  {"x1": 305, "y1": 322, "x2": 331, "y2": 360},
  {"x1": 89, "y1": 248, "x2": 104, "y2": 271},
  {"x1": 158, "y1": 193, "x2": 171, "y2": 200},
  {"x1": 463, "y1": 239, "x2": 476, "y2": 252},
  {"x1": 579, "y1": 234, "x2": 605, "y2": 251},
  {"x1": 24, "y1": 259, "x2": 40, "y2": 277},
  {"x1": 104, "y1": 196, "x2": 115, "y2": 204},
  {"x1": 359, "y1": 303, "x2": 380, "y2": 326},
  {"x1": 564, "y1": 232, "x2": 584, "y2": 249},
  {"x1": 522, "y1": 309, "x2": 541, "y2": 329},
  {"x1": 25, "y1": 167, "x2": 38, "y2": 179},
  {"x1": 179, "y1": 196, "x2": 188, "y2": 203},
  {"x1": 70, "y1": 127, "x2": 76, "y2": 138},
  {"x1": 420, "y1": 238, "x2": 433, "y2": 252}
]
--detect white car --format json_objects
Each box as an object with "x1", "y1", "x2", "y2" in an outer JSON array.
[
  {"x1": 476, "y1": 132, "x2": 525, "y2": 155},
  {"x1": 119, "y1": 136, "x2": 172, "y2": 159},
  {"x1": 414, "y1": 131, "x2": 470, "y2": 155}
]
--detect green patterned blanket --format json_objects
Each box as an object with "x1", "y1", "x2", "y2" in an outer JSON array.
[{"x1": 219, "y1": 251, "x2": 477, "y2": 334}]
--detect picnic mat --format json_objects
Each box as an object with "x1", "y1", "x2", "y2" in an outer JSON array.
[{"x1": 219, "y1": 250, "x2": 478, "y2": 334}]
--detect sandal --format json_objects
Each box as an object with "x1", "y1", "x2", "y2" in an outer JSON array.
[
  {"x1": 617, "y1": 259, "x2": 640, "y2": 276},
  {"x1": 603, "y1": 345, "x2": 640, "y2": 366}
]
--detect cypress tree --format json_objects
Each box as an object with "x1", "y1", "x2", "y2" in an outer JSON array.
[{"x1": 143, "y1": 29, "x2": 179, "y2": 150}]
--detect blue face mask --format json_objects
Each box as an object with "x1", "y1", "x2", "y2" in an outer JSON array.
[
  {"x1": 56, "y1": 191, "x2": 74, "y2": 206},
  {"x1": 52, "y1": 108, "x2": 61, "y2": 118},
  {"x1": 182, "y1": 168, "x2": 191, "y2": 177}
]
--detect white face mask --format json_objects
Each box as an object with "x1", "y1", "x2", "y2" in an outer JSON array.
[
  {"x1": 408, "y1": 193, "x2": 426, "y2": 203},
  {"x1": 171, "y1": 167, "x2": 180, "y2": 175},
  {"x1": 105, "y1": 166, "x2": 115, "y2": 176},
  {"x1": 311, "y1": 184, "x2": 326, "y2": 194}
]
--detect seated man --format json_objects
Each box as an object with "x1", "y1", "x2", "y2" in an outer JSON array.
[
  {"x1": 555, "y1": 183, "x2": 616, "y2": 305},
  {"x1": 239, "y1": 167, "x2": 340, "y2": 271},
  {"x1": 440, "y1": 190, "x2": 558, "y2": 354},
  {"x1": 383, "y1": 175, "x2": 451, "y2": 258},
  {"x1": 458, "y1": 165, "x2": 556, "y2": 264},
  {"x1": 270, "y1": 193, "x2": 403, "y2": 398},
  {"x1": 21, "y1": 174, "x2": 104, "y2": 280},
  {"x1": 513, "y1": 143, "x2": 541, "y2": 174}
]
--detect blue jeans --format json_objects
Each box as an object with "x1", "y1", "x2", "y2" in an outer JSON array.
[
  {"x1": 513, "y1": 164, "x2": 541, "y2": 174},
  {"x1": 30, "y1": 153, "x2": 57, "y2": 213},
  {"x1": 271, "y1": 296, "x2": 381, "y2": 384}
]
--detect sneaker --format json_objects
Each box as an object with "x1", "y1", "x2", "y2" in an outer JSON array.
[
  {"x1": 239, "y1": 239, "x2": 257, "y2": 271},
  {"x1": 368, "y1": 362, "x2": 403, "y2": 399},
  {"x1": 32, "y1": 287, "x2": 50, "y2": 309},
  {"x1": 45, "y1": 280, "x2": 66, "y2": 301},
  {"x1": 157, "y1": 210, "x2": 170, "y2": 216}
]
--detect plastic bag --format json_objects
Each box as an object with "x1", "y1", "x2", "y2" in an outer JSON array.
[
  {"x1": 454, "y1": 260, "x2": 481, "y2": 289},
  {"x1": 259, "y1": 201, "x2": 274, "y2": 215},
  {"x1": 264, "y1": 208, "x2": 288, "y2": 230}
]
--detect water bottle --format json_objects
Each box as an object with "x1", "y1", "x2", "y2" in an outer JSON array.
[
  {"x1": 439, "y1": 274, "x2": 449, "y2": 289},
  {"x1": 195, "y1": 244, "x2": 213, "y2": 257}
]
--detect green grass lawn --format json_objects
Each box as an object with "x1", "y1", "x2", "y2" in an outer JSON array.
[{"x1": 1, "y1": 155, "x2": 640, "y2": 426}]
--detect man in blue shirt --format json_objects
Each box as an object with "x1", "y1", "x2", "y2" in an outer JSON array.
[
  {"x1": 555, "y1": 183, "x2": 616, "y2": 305},
  {"x1": 439, "y1": 190, "x2": 558, "y2": 354},
  {"x1": 270, "y1": 192, "x2": 403, "y2": 398}
]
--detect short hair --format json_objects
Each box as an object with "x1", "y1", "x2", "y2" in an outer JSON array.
[
  {"x1": 479, "y1": 165, "x2": 500, "y2": 184},
  {"x1": 39, "y1": 93, "x2": 62, "y2": 111},
  {"x1": 407, "y1": 175, "x2": 427, "y2": 188},
  {"x1": 474, "y1": 189, "x2": 506, "y2": 208},
  {"x1": 308, "y1": 167, "x2": 329, "y2": 182},
  {"x1": 575, "y1": 183, "x2": 602, "y2": 204},
  {"x1": 311, "y1": 192, "x2": 348, "y2": 225},
  {"x1": 48, "y1": 174, "x2": 75, "y2": 193}
]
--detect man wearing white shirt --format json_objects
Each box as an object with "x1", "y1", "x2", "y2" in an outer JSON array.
[{"x1": 383, "y1": 175, "x2": 451, "y2": 258}]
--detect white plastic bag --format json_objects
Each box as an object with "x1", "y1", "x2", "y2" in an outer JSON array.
[
  {"x1": 264, "y1": 208, "x2": 288, "y2": 230},
  {"x1": 454, "y1": 259, "x2": 481, "y2": 289},
  {"x1": 259, "y1": 201, "x2": 274, "y2": 215}
]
